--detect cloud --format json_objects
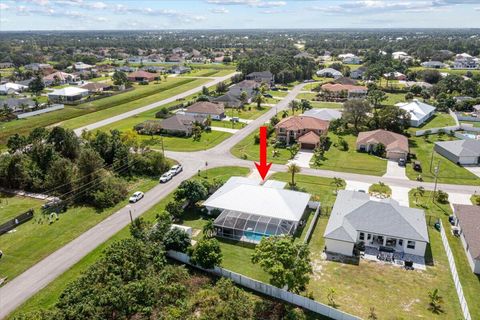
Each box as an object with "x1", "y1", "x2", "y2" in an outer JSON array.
[
  {"x1": 0, "y1": 3, "x2": 9, "y2": 10},
  {"x1": 475, "y1": 7, "x2": 480, "y2": 11},
  {"x1": 260, "y1": 9, "x2": 287, "y2": 14},
  {"x1": 207, "y1": 0, "x2": 286, "y2": 7},
  {"x1": 309, "y1": 1, "x2": 441, "y2": 14},
  {"x1": 89, "y1": 2, "x2": 107, "y2": 10},
  {"x1": 210, "y1": 7, "x2": 229, "y2": 13}
]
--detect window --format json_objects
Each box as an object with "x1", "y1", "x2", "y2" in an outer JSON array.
[
  {"x1": 407, "y1": 241, "x2": 415, "y2": 249},
  {"x1": 399, "y1": 239, "x2": 403, "y2": 246},
  {"x1": 367, "y1": 234, "x2": 372, "y2": 240},
  {"x1": 359, "y1": 232, "x2": 365, "y2": 240}
]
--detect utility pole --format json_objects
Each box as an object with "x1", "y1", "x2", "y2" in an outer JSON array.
[
  {"x1": 432, "y1": 160, "x2": 440, "y2": 203},
  {"x1": 430, "y1": 145, "x2": 435, "y2": 174}
]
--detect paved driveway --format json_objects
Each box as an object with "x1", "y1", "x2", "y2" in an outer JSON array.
[
  {"x1": 345, "y1": 180, "x2": 371, "y2": 192},
  {"x1": 448, "y1": 192, "x2": 472, "y2": 205},
  {"x1": 390, "y1": 186, "x2": 411, "y2": 207},
  {"x1": 211, "y1": 126, "x2": 239, "y2": 134},
  {"x1": 383, "y1": 160, "x2": 407, "y2": 180},
  {"x1": 465, "y1": 166, "x2": 480, "y2": 178},
  {"x1": 287, "y1": 151, "x2": 314, "y2": 168}
]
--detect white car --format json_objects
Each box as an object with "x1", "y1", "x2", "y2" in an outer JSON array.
[
  {"x1": 129, "y1": 191, "x2": 144, "y2": 203},
  {"x1": 159, "y1": 172, "x2": 173, "y2": 183},
  {"x1": 169, "y1": 164, "x2": 183, "y2": 175}
]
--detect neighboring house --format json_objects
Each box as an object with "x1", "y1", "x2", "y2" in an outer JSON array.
[
  {"x1": 452, "y1": 204, "x2": 480, "y2": 274},
  {"x1": 324, "y1": 190, "x2": 429, "y2": 257},
  {"x1": 228, "y1": 80, "x2": 259, "y2": 99},
  {"x1": 1, "y1": 98, "x2": 36, "y2": 112},
  {"x1": 245, "y1": 71, "x2": 274, "y2": 85},
  {"x1": 395, "y1": 99, "x2": 436, "y2": 127},
  {"x1": 80, "y1": 82, "x2": 111, "y2": 93},
  {"x1": 127, "y1": 70, "x2": 157, "y2": 82},
  {"x1": 47, "y1": 87, "x2": 89, "y2": 102},
  {"x1": 421, "y1": 61, "x2": 448, "y2": 69},
  {"x1": 24, "y1": 63, "x2": 54, "y2": 73},
  {"x1": 184, "y1": 101, "x2": 225, "y2": 120},
  {"x1": 212, "y1": 93, "x2": 242, "y2": 108},
  {"x1": 166, "y1": 54, "x2": 185, "y2": 63},
  {"x1": 158, "y1": 114, "x2": 206, "y2": 136},
  {"x1": 356, "y1": 129, "x2": 409, "y2": 161},
  {"x1": 73, "y1": 62, "x2": 94, "y2": 70},
  {"x1": 43, "y1": 71, "x2": 77, "y2": 86},
  {"x1": 275, "y1": 115, "x2": 330, "y2": 149},
  {"x1": 204, "y1": 176, "x2": 311, "y2": 244},
  {"x1": 116, "y1": 66, "x2": 137, "y2": 73},
  {"x1": 0, "y1": 82, "x2": 28, "y2": 95},
  {"x1": 338, "y1": 53, "x2": 356, "y2": 59},
  {"x1": 294, "y1": 52, "x2": 313, "y2": 59},
  {"x1": 142, "y1": 66, "x2": 165, "y2": 73},
  {"x1": 342, "y1": 56, "x2": 362, "y2": 64},
  {"x1": 316, "y1": 68, "x2": 343, "y2": 79},
  {"x1": 170, "y1": 65, "x2": 191, "y2": 74},
  {"x1": 383, "y1": 71, "x2": 407, "y2": 81},
  {"x1": 321, "y1": 83, "x2": 368, "y2": 100},
  {"x1": 392, "y1": 51, "x2": 412, "y2": 61},
  {"x1": 302, "y1": 108, "x2": 342, "y2": 121},
  {"x1": 350, "y1": 67, "x2": 366, "y2": 79},
  {"x1": 434, "y1": 140, "x2": 480, "y2": 165},
  {"x1": 453, "y1": 57, "x2": 478, "y2": 70},
  {"x1": 334, "y1": 77, "x2": 358, "y2": 85}
]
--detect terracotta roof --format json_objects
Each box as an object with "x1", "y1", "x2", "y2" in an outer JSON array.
[
  {"x1": 298, "y1": 131, "x2": 320, "y2": 144},
  {"x1": 80, "y1": 82, "x2": 109, "y2": 91},
  {"x1": 453, "y1": 204, "x2": 480, "y2": 260},
  {"x1": 321, "y1": 83, "x2": 367, "y2": 92},
  {"x1": 357, "y1": 129, "x2": 409, "y2": 154},
  {"x1": 43, "y1": 71, "x2": 74, "y2": 82},
  {"x1": 185, "y1": 101, "x2": 225, "y2": 115},
  {"x1": 127, "y1": 70, "x2": 156, "y2": 79},
  {"x1": 276, "y1": 115, "x2": 330, "y2": 132}
]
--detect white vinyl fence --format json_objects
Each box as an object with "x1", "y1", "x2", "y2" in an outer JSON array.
[
  {"x1": 304, "y1": 203, "x2": 321, "y2": 244},
  {"x1": 17, "y1": 104, "x2": 64, "y2": 119},
  {"x1": 167, "y1": 250, "x2": 360, "y2": 320},
  {"x1": 439, "y1": 220, "x2": 471, "y2": 320}
]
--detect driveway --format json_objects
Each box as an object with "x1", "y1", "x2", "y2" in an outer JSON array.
[
  {"x1": 448, "y1": 192, "x2": 472, "y2": 205},
  {"x1": 390, "y1": 186, "x2": 411, "y2": 207},
  {"x1": 383, "y1": 160, "x2": 407, "y2": 180},
  {"x1": 211, "y1": 126, "x2": 239, "y2": 134},
  {"x1": 345, "y1": 180, "x2": 371, "y2": 192},
  {"x1": 223, "y1": 116, "x2": 252, "y2": 124},
  {"x1": 287, "y1": 150, "x2": 314, "y2": 168},
  {"x1": 465, "y1": 166, "x2": 480, "y2": 178}
]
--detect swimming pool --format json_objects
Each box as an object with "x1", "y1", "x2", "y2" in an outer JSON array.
[{"x1": 244, "y1": 231, "x2": 269, "y2": 242}]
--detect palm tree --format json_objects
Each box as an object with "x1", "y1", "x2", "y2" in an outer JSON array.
[
  {"x1": 289, "y1": 100, "x2": 299, "y2": 115},
  {"x1": 202, "y1": 219, "x2": 215, "y2": 238},
  {"x1": 253, "y1": 93, "x2": 264, "y2": 109},
  {"x1": 428, "y1": 289, "x2": 444, "y2": 314},
  {"x1": 413, "y1": 186, "x2": 425, "y2": 204},
  {"x1": 331, "y1": 177, "x2": 344, "y2": 194},
  {"x1": 288, "y1": 163, "x2": 301, "y2": 188}
]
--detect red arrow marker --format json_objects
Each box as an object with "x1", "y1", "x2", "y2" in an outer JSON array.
[{"x1": 254, "y1": 126, "x2": 272, "y2": 180}]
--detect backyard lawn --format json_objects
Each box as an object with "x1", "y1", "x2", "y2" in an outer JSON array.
[
  {"x1": 312, "y1": 133, "x2": 387, "y2": 176},
  {"x1": 384, "y1": 92, "x2": 406, "y2": 105},
  {"x1": 406, "y1": 134, "x2": 480, "y2": 185},
  {"x1": 8, "y1": 166, "x2": 249, "y2": 319},
  {"x1": 413, "y1": 113, "x2": 457, "y2": 131},
  {"x1": 410, "y1": 66, "x2": 480, "y2": 76},
  {"x1": 0, "y1": 193, "x2": 44, "y2": 225},
  {"x1": 0, "y1": 177, "x2": 158, "y2": 281}
]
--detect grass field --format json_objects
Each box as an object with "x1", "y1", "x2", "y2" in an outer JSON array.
[
  {"x1": 312, "y1": 133, "x2": 387, "y2": 176},
  {"x1": 0, "y1": 177, "x2": 158, "y2": 281},
  {"x1": 309, "y1": 101, "x2": 343, "y2": 109},
  {"x1": 412, "y1": 113, "x2": 457, "y2": 131},
  {"x1": 406, "y1": 134, "x2": 480, "y2": 185},
  {"x1": 384, "y1": 92, "x2": 407, "y2": 105},
  {"x1": 297, "y1": 92, "x2": 317, "y2": 100},
  {"x1": 410, "y1": 66, "x2": 480, "y2": 76},
  {"x1": 8, "y1": 166, "x2": 249, "y2": 319},
  {"x1": 235, "y1": 105, "x2": 272, "y2": 119},
  {"x1": 0, "y1": 193, "x2": 44, "y2": 225},
  {"x1": 137, "y1": 130, "x2": 233, "y2": 152},
  {"x1": 230, "y1": 130, "x2": 292, "y2": 164}
]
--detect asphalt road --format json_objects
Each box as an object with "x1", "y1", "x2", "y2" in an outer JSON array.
[{"x1": 1, "y1": 80, "x2": 479, "y2": 318}]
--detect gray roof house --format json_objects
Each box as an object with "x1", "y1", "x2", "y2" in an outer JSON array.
[
  {"x1": 350, "y1": 67, "x2": 366, "y2": 79},
  {"x1": 453, "y1": 204, "x2": 480, "y2": 274},
  {"x1": 302, "y1": 108, "x2": 342, "y2": 121},
  {"x1": 212, "y1": 93, "x2": 242, "y2": 108},
  {"x1": 324, "y1": 190, "x2": 429, "y2": 258},
  {"x1": 420, "y1": 61, "x2": 448, "y2": 69},
  {"x1": 245, "y1": 71, "x2": 274, "y2": 85},
  {"x1": 316, "y1": 68, "x2": 343, "y2": 79},
  {"x1": 1, "y1": 98, "x2": 36, "y2": 112},
  {"x1": 434, "y1": 140, "x2": 480, "y2": 165}
]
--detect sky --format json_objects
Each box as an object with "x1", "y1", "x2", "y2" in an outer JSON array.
[{"x1": 0, "y1": 0, "x2": 480, "y2": 31}]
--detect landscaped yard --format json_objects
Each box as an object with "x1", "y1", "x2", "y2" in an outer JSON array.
[
  {"x1": 8, "y1": 166, "x2": 250, "y2": 319},
  {"x1": 406, "y1": 134, "x2": 480, "y2": 185},
  {"x1": 413, "y1": 113, "x2": 456, "y2": 131},
  {"x1": 230, "y1": 130, "x2": 292, "y2": 164},
  {"x1": 0, "y1": 193, "x2": 44, "y2": 225},
  {"x1": 0, "y1": 177, "x2": 158, "y2": 281},
  {"x1": 410, "y1": 66, "x2": 480, "y2": 77},
  {"x1": 384, "y1": 92, "x2": 406, "y2": 105},
  {"x1": 309, "y1": 101, "x2": 343, "y2": 109},
  {"x1": 296, "y1": 92, "x2": 317, "y2": 100},
  {"x1": 312, "y1": 133, "x2": 387, "y2": 176},
  {"x1": 232, "y1": 105, "x2": 272, "y2": 120},
  {"x1": 368, "y1": 182, "x2": 392, "y2": 196}
]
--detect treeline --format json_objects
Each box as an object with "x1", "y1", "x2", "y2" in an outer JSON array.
[{"x1": 0, "y1": 128, "x2": 169, "y2": 209}]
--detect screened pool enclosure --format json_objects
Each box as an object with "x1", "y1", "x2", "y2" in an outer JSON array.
[{"x1": 214, "y1": 209, "x2": 298, "y2": 243}]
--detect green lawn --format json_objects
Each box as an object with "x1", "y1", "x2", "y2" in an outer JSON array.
[
  {"x1": 0, "y1": 193, "x2": 44, "y2": 225},
  {"x1": 234, "y1": 105, "x2": 272, "y2": 120},
  {"x1": 231, "y1": 130, "x2": 292, "y2": 164},
  {"x1": 0, "y1": 177, "x2": 158, "y2": 281},
  {"x1": 413, "y1": 113, "x2": 457, "y2": 131},
  {"x1": 460, "y1": 121, "x2": 480, "y2": 128},
  {"x1": 410, "y1": 191, "x2": 480, "y2": 320},
  {"x1": 297, "y1": 92, "x2": 317, "y2": 100},
  {"x1": 410, "y1": 66, "x2": 480, "y2": 76},
  {"x1": 384, "y1": 92, "x2": 407, "y2": 105},
  {"x1": 368, "y1": 182, "x2": 392, "y2": 196},
  {"x1": 309, "y1": 101, "x2": 343, "y2": 109},
  {"x1": 8, "y1": 166, "x2": 249, "y2": 318},
  {"x1": 406, "y1": 134, "x2": 480, "y2": 185},
  {"x1": 211, "y1": 119, "x2": 246, "y2": 129},
  {"x1": 137, "y1": 130, "x2": 233, "y2": 152},
  {"x1": 312, "y1": 133, "x2": 387, "y2": 176},
  {"x1": 267, "y1": 90, "x2": 289, "y2": 97}
]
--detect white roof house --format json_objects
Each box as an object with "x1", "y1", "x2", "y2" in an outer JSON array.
[
  {"x1": 338, "y1": 53, "x2": 356, "y2": 59},
  {"x1": 47, "y1": 86, "x2": 89, "y2": 102},
  {"x1": 303, "y1": 108, "x2": 342, "y2": 121},
  {"x1": 73, "y1": 62, "x2": 94, "y2": 70},
  {"x1": 207, "y1": 177, "x2": 311, "y2": 243},
  {"x1": 324, "y1": 190, "x2": 429, "y2": 258},
  {"x1": 395, "y1": 99, "x2": 436, "y2": 127},
  {"x1": 0, "y1": 82, "x2": 28, "y2": 95},
  {"x1": 316, "y1": 68, "x2": 343, "y2": 79}
]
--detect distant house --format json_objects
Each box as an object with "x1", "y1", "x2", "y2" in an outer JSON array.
[
  {"x1": 421, "y1": 61, "x2": 448, "y2": 69},
  {"x1": 1, "y1": 98, "x2": 36, "y2": 112},
  {"x1": 0, "y1": 82, "x2": 28, "y2": 95},
  {"x1": 275, "y1": 115, "x2": 330, "y2": 149},
  {"x1": 170, "y1": 65, "x2": 191, "y2": 74},
  {"x1": 383, "y1": 71, "x2": 406, "y2": 81},
  {"x1": 350, "y1": 67, "x2": 366, "y2": 79},
  {"x1": 24, "y1": 63, "x2": 53, "y2": 73},
  {"x1": 294, "y1": 52, "x2": 313, "y2": 59},
  {"x1": 73, "y1": 62, "x2": 94, "y2": 70},
  {"x1": 452, "y1": 204, "x2": 480, "y2": 274},
  {"x1": 116, "y1": 66, "x2": 137, "y2": 73},
  {"x1": 47, "y1": 87, "x2": 89, "y2": 102},
  {"x1": 142, "y1": 66, "x2": 165, "y2": 73},
  {"x1": 184, "y1": 101, "x2": 225, "y2": 120},
  {"x1": 212, "y1": 93, "x2": 242, "y2": 108},
  {"x1": 453, "y1": 57, "x2": 478, "y2": 70},
  {"x1": 228, "y1": 80, "x2": 259, "y2": 100},
  {"x1": 166, "y1": 54, "x2": 185, "y2": 63},
  {"x1": 392, "y1": 51, "x2": 412, "y2": 61},
  {"x1": 245, "y1": 71, "x2": 274, "y2": 85},
  {"x1": 324, "y1": 190, "x2": 429, "y2": 257},
  {"x1": 316, "y1": 68, "x2": 343, "y2": 79},
  {"x1": 302, "y1": 108, "x2": 342, "y2": 121},
  {"x1": 338, "y1": 53, "x2": 356, "y2": 59},
  {"x1": 334, "y1": 77, "x2": 357, "y2": 85},
  {"x1": 395, "y1": 99, "x2": 436, "y2": 127},
  {"x1": 434, "y1": 140, "x2": 480, "y2": 165},
  {"x1": 127, "y1": 70, "x2": 157, "y2": 82},
  {"x1": 342, "y1": 56, "x2": 362, "y2": 65},
  {"x1": 43, "y1": 71, "x2": 77, "y2": 86},
  {"x1": 80, "y1": 82, "x2": 111, "y2": 93},
  {"x1": 321, "y1": 83, "x2": 368, "y2": 100},
  {"x1": 356, "y1": 129, "x2": 409, "y2": 161},
  {"x1": 158, "y1": 114, "x2": 206, "y2": 136}
]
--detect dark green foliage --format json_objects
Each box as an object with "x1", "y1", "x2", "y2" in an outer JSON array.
[
  {"x1": 188, "y1": 238, "x2": 222, "y2": 269},
  {"x1": 164, "y1": 228, "x2": 191, "y2": 252},
  {"x1": 174, "y1": 180, "x2": 208, "y2": 205}
]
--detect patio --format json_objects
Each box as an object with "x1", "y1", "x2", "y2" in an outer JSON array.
[{"x1": 363, "y1": 246, "x2": 426, "y2": 270}]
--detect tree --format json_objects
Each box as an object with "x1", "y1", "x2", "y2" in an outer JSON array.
[
  {"x1": 435, "y1": 190, "x2": 449, "y2": 204},
  {"x1": 192, "y1": 124, "x2": 202, "y2": 141},
  {"x1": 45, "y1": 158, "x2": 76, "y2": 195},
  {"x1": 202, "y1": 86, "x2": 209, "y2": 96},
  {"x1": 253, "y1": 93, "x2": 264, "y2": 109},
  {"x1": 28, "y1": 75, "x2": 45, "y2": 96},
  {"x1": 374, "y1": 143, "x2": 386, "y2": 158},
  {"x1": 287, "y1": 163, "x2": 300, "y2": 187},
  {"x1": 188, "y1": 238, "x2": 222, "y2": 269},
  {"x1": 289, "y1": 100, "x2": 299, "y2": 115},
  {"x1": 7, "y1": 133, "x2": 27, "y2": 153},
  {"x1": 327, "y1": 288, "x2": 338, "y2": 308},
  {"x1": 331, "y1": 177, "x2": 344, "y2": 194},
  {"x1": 368, "y1": 307, "x2": 378, "y2": 320},
  {"x1": 165, "y1": 201, "x2": 183, "y2": 220},
  {"x1": 112, "y1": 70, "x2": 128, "y2": 86},
  {"x1": 174, "y1": 180, "x2": 208, "y2": 205},
  {"x1": 287, "y1": 143, "x2": 299, "y2": 159},
  {"x1": 251, "y1": 235, "x2": 312, "y2": 293},
  {"x1": 413, "y1": 186, "x2": 425, "y2": 204},
  {"x1": 202, "y1": 219, "x2": 215, "y2": 238},
  {"x1": 367, "y1": 89, "x2": 387, "y2": 108},
  {"x1": 239, "y1": 91, "x2": 248, "y2": 107},
  {"x1": 300, "y1": 99, "x2": 312, "y2": 112},
  {"x1": 164, "y1": 228, "x2": 191, "y2": 252},
  {"x1": 428, "y1": 289, "x2": 444, "y2": 314},
  {"x1": 342, "y1": 99, "x2": 372, "y2": 133},
  {"x1": 338, "y1": 136, "x2": 349, "y2": 151},
  {"x1": 216, "y1": 81, "x2": 227, "y2": 94}
]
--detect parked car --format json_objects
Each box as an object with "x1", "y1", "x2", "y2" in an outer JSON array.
[
  {"x1": 159, "y1": 172, "x2": 173, "y2": 183},
  {"x1": 230, "y1": 117, "x2": 239, "y2": 122},
  {"x1": 42, "y1": 198, "x2": 67, "y2": 214},
  {"x1": 413, "y1": 161, "x2": 422, "y2": 172},
  {"x1": 398, "y1": 158, "x2": 406, "y2": 166},
  {"x1": 263, "y1": 93, "x2": 273, "y2": 98},
  {"x1": 129, "y1": 191, "x2": 144, "y2": 203},
  {"x1": 169, "y1": 164, "x2": 183, "y2": 175}
]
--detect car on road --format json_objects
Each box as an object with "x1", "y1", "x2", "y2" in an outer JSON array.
[
  {"x1": 129, "y1": 191, "x2": 144, "y2": 203},
  {"x1": 159, "y1": 172, "x2": 173, "y2": 183},
  {"x1": 169, "y1": 164, "x2": 183, "y2": 176}
]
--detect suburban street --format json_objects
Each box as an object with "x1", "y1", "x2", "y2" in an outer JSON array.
[{"x1": 1, "y1": 80, "x2": 479, "y2": 318}]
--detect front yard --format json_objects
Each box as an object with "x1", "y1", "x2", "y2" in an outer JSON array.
[
  {"x1": 0, "y1": 193, "x2": 44, "y2": 225},
  {"x1": 230, "y1": 130, "x2": 292, "y2": 164}
]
